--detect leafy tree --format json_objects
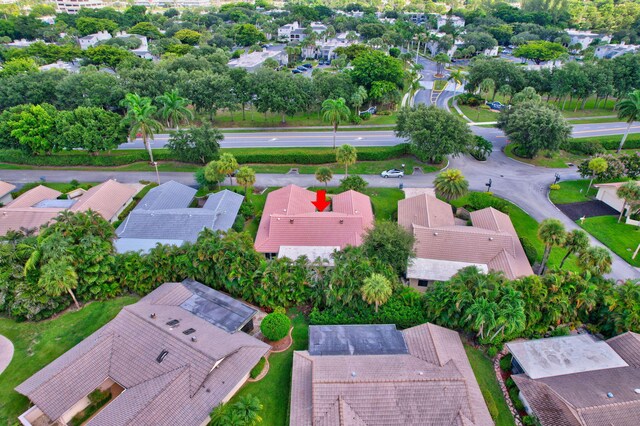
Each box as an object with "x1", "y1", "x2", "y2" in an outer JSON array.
[
  {"x1": 232, "y1": 23, "x2": 266, "y2": 46},
  {"x1": 587, "y1": 157, "x2": 608, "y2": 192},
  {"x1": 260, "y1": 312, "x2": 291, "y2": 341},
  {"x1": 55, "y1": 69, "x2": 124, "y2": 110},
  {"x1": 155, "y1": 89, "x2": 193, "y2": 129},
  {"x1": 362, "y1": 221, "x2": 415, "y2": 275},
  {"x1": 339, "y1": 175, "x2": 368, "y2": 192},
  {"x1": 511, "y1": 87, "x2": 541, "y2": 105},
  {"x1": 396, "y1": 105, "x2": 473, "y2": 163},
  {"x1": 121, "y1": 93, "x2": 163, "y2": 172},
  {"x1": 315, "y1": 167, "x2": 333, "y2": 188},
  {"x1": 433, "y1": 52, "x2": 449, "y2": 75},
  {"x1": 129, "y1": 21, "x2": 162, "y2": 39},
  {"x1": 38, "y1": 256, "x2": 80, "y2": 310},
  {"x1": 603, "y1": 280, "x2": 640, "y2": 335},
  {"x1": 434, "y1": 168, "x2": 469, "y2": 201},
  {"x1": 166, "y1": 123, "x2": 222, "y2": 164},
  {"x1": 447, "y1": 69, "x2": 465, "y2": 94},
  {"x1": 321, "y1": 98, "x2": 351, "y2": 149},
  {"x1": 76, "y1": 17, "x2": 118, "y2": 36},
  {"x1": 559, "y1": 229, "x2": 590, "y2": 269},
  {"x1": 537, "y1": 218, "x2": 566, "y2": 275},
  {"x1": 84, "y1": 45, "x2": 136, "y2": 70},
  {"x1": 479, "y1": 78, "x2": 495, "y2": 101},
  {"x1": 0, "y1": 57, "x2": 38, "y2": 77},
  {"x1": 253, "y1": 69, "x2": 310, "y2": 124},
  {"x1": 497, "y1": 100, "x2": 571, "y2": 158},
  {"x1": 229, "y1": 67, "x2": 254, "y2": 121},
  {"x1": 56, "y1": 107, "x2": 126, "y2": 154},
  {"x1": 361, "y1": 273, "x2": 393, "y2": 313},
  {"x1": 462, "y1": 31, "x2": 498, "y2": 54},
  {"x1": 174, "y1": 29, "x2": 201, "y2": 45},
  {"x1": 577, "y1": 247, "x2": 612, "y2": 276},
  {"x1": 615, "y1": 89, "x2": 640, "y2": 152},
  {"x1": 616, "y1": 181, "x2": 640, "y2": 222},
  {"x1": 470, "y1": 136, "x2": 493, "y2": 161},
  {"x1": 513, "y1": 41, "x2": 566, "y2": 64},
  {"x1": 236, "y1": 166, "x2": 256, "y2": 195},
  {"x1": 336, "y1": 144, "x2": 357, "y2": 176},
  {"x1": 350, "y1": 50, "x2": 404, "y2": 92},
  {"x1": 7, "y1": 103, "x2": 58, "y2": 155},
  {"x1": 216, "y1": 152, "x2": 239, "y2": 186}
]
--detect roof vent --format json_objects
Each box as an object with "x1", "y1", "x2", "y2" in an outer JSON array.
[
  {"x1": 156, "y1": 350, "x2": 169, "y2": 363},
  {"x1": 351, "y1": 371, "x2": 356, "y2": 377},
  {"x1": 418, "y1": 371, "x2": 424, "y2": 375},
  {"x1": 635, "y1": 389, "x2": 640, "y2": 394},
  {"x1": 191, "y1": 336, "x2": 197, "y2": 342},
  {"x1": 339, "y1": 219, "x2": 344, "y2": 224},
  {"x1": 607, "y1": 392, "x2": 614, "y2": 398},
  {"x1": 166, "y1": 319, "x2": 180, "y2": 327},
  {"x1": 150, "y1": 313, "x2": 156, "y2": 319},
  {"x1": 433, "y1": 232, "x2": 438, "y2": 236},
  {"x1": 489, "y1": 237, "x2": 494, "y2": 241},
  {"x1": 290, "y1": 219, "x2": 294, "y2": 224},
  {"x1": 183, "y1": 328, "x2": 196, "y2": 335}
]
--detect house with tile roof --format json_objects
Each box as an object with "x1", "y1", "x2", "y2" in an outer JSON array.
[
  {"x1": 115, "y1": 181, "x2": 244, "y2": 253},
  {"x1": 290, "y1": 323, "x2": 494, "y2": 426},
  {"x1": 254, "y1": 184, "x2": 374, "y2": 260},
  {"x1": 398, "y1": 193, "x2": 533, "y2": 290},
  {"x1": 16, "y1": 279, "x2": 270, "y2": 426},
  {"x1": 0, "y1": 180, "x2": 136, "y2": 236},
  {"x1": 0, "y1": 180, "x2": 16, "y2": 205},
  {"x1": 508, "y1": 332, "x2": 640, "y2": 426}
]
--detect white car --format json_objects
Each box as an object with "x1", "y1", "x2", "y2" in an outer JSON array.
[{"x1": 381, "y1": 168, "x2": 404, "y2": 178}]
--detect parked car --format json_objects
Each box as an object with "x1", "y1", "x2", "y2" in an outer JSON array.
[
  {"x1": 296, "y1": 66, "x2": 307, "y2": 71},
  {"x1": 360, "y1": 106, "x2": 377, "y2": 116},
  {"x1": 302, "y1": 63, "x2": 313, "y2": 68},
  {"x1": 486, "y1": 101, "x2": 504, "y2": 110},
  {"x1": 292, "y1": 69, "x2": 302, "y2": 74},
  {"x1": 380, "y1": 168, "x2": 404, "y2": 178}
]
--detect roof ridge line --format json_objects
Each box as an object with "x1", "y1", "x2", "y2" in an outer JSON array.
[{"x1": 313, "y1": 377, "x2": 468, "y2": 384}]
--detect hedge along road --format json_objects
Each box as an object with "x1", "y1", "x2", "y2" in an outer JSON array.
[{"x1": 122, "y1": 122, "x2": 640, "y2": 150}]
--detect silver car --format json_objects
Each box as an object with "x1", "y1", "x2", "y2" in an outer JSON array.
[{"x1": 381, "y1": 168, "x2": 404, "y2": 178}]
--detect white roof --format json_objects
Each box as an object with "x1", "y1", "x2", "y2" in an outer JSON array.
[
  {"x1": 507, "y1": 334, "x2": 628, "y2": 379},
  {"x1": 406, "y1": 258, "x2": 488, "y2": 282},
  {"x1": 278, "y1": 245, "x2": 339, "y2": 266}
]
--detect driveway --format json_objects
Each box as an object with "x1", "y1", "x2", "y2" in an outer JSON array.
[{"x1": 556, "y1": 201, "x2": 619, "y2": 221}]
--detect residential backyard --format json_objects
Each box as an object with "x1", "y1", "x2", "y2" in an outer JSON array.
[{"x1": 0, "y1": 297, "x2": 139, "y2": 424}]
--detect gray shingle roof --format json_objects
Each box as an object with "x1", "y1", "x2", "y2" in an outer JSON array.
[
  {"x1": 309, "y1": 325, "x2": 409, "y2": 356},
  {"x1": 116, "y1": 183, "x2": 243, "y2": 252},
  {"x1": 16, "y1": 280, "x2": 270, "y2": 426}
]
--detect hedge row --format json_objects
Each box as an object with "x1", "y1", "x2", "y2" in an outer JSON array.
[
  {"x1": 0, "y1": 144, "x2": 411, "y2": 167},
  {"x1": 567, "y1": 133, "x2": 640, "y2": 153}
]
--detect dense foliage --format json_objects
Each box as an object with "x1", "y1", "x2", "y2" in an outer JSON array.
[{"x1": 260, "y1": 312, "x2": 291, "y2": 341}]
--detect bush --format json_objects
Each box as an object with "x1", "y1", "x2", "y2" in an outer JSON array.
[
  {"x1": 549, "y1": 184, "x2": 560, "y2": 190},
  {"x1": 509, "y1": 387, "x2": 525, "y2": 411},
  {"x1": 487, "y1": 346, "x2": 498, "y2": 358},
  {"x1": 249, "y1": 357, "x2": 266, "y2": 379},
  {"x1": 457, "y1": 93, "x2": 483, "y2": 106},
  {"x1": 522, "y1": 416, "x2": 540, "y2": 426},
  {"x1": 260, "y1": 312, "x2": 291, "y2": 341},
  {"x1": 88, "y1": 389, "x2": 110, "y2": 405},
  {"x1": 466, "y1": 192, "x2": 510, "y2": 213},
  {"x1": 360, "y1": 112, "x2": 371, "y2": 120},
  {"x1": 232, "y1": 214, "x2": 245, "y2": 232},
  {"x1": 500, "y1": 353, "x2": 512, "y2": 371},
  {"x1": 239, "y1": 200, "x2": 256, "y2": 217},
  {"x1": 0, "y1": 149, "x2": 175, "y2": 167},
  {"x1": 339, "y1": 175, "x2": 368, "y2": 192},
  {"x1": 563, "y1": 139, "x2": 605, "y2": 156},
  {"x1": 551, "y1": 325, "x2": 571, "y2": 337},
  {"x1": 505, "y1": 376, "x2": 515, "y2": 389},
  {"x1": 520, "y1": 237, "x2": 538, "y2": 266},
  {"x1": 350, "y1": 113, "x2": 362, "y2": 125}
]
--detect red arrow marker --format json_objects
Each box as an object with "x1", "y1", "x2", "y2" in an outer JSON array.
[{"x1": 312, "y1": 190, "x2": 330, "y2": 212}]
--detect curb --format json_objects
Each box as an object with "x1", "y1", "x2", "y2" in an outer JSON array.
[{"x1": 269, "y1": 326, "x2": 294, "y2": 354}]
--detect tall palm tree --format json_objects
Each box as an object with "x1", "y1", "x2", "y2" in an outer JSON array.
[
  {"x1": 537, "y1": 218, "x2": 567, "y2": 275},
  {"x1": 235, "y1": 166, "x2": 256, "y2": 196},
  {"x1": 614, "y1": 89, "x2": 640, "y2": 152},
  {"x1": 479, "y1": 78, "x2": 495, "y2": 101},
  {"x1": 447, "y1": 69, "x2": 464, "y2": 94},
  {"x1": 39, "y1": 257, "x2": 80, "y2": 310},
  {"x1": 616, "y1": 181, "x2": 640, "y2": 222},
  {"x1": 577, "y1": 246, "x2": 612, "y2": 276},
  {"x1": 231, "y1": 395, "x2": 263, "y2": 426},
  {"x1": 433, "y1": 52, "x2": 450, "y2": 76},
  {"x1": 350, "y1": 86, "x2": 368, "y2": 115},
  {"x1": 433, "y1": 169, "x2": 469, "y2": 201},
  {"x1": 336, "y1": 144, "x2": 357, "y2": 176},
  {"x1": 321, "y1": 98, "x2": 351, "y2": 149},
  {"x1": 121, "y1": 93, "x2": 164, "y2": 184},
  {"x1": 155, "y1": 89, "x2": 193, "y2": 129},
  {"x1": 315, "y1": 166, "x2": 333, "y2": 188},
  {"x1": 216, "y1": 152, "x2": 239, "y2": 186},
  {"x1": 361, "y1": 273, "x2": 393, "y2": 313},
  {"x1": 559, "y1": 229, "x2": 590, "y2": 268},
  {"x1": 465, "y1": 297, "x2": 498, "y2": 340}
]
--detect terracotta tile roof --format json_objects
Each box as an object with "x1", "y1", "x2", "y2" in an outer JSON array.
[
  {"x1": 0, "y1": 181, "x2": 16, "y2": 198},
  {"x1": 290, "y1": 323, "x2": 493, "y2": 426},
  {"x1": 71, "y1": 179, "x2": 136, "y2": 220},
  {"x1": 5, "y1": 185, "x2": 61, "y2": 208},
  {"x1": 398, "y1": 195, "x2": 533, "y2": 280},
  {"x1": 16, "y1": 280, "x2": 269, "y2": 426},
  {"x1": 0, "y1": 209, "x2": 61, "y2": 235},
  {"x1": 511, "y1": 332, "x2": 640, "y2": 426},
  {"x1": 398, "y1": 193, "x2": 455, "y2": 230},
  {"x1": 255, "y1": 185, "x2": 373, "y2": 253}
]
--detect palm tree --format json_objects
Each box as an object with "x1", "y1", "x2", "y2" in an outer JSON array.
[
  {"x1": 121, "y1": 93, "x2": 164, "y2": 184},
  {"x1": 559, "y1": 229, "x2": 590, "y2": 268},
  {"x1": 231, "y1": 394, "x2": 263, "y2": 426},
  {"x1": 155, "y1": 89, "x2": 193, "y2": 129},
  {"x1": 479, "y1": 78, "x2": 495, "y2": 101},
  {"x1": 39, "y1": 257, "x2": 80, "y2": 310},
  {"x1": 614, "y1": 89, "x2": 640, "y2": 152},
  {"x1": 315, "y1": 166, "x2": 333, "y2": 188},
  {"x1": 235, "y1": 166, "x2": 256, "y2": 196},
  {"x1": 336, "y1": 144, "x2": 357, "y2": 177},
  {"x1": 433, "y1": 169, "x2": 469, "y2": 201},
  {"x1": 216, "y1": 153, "x2": 239, "y2": 187},
  {"x1": 616, "y1": 181, "x2": 640, "y2": 222},
  {"x1": 350, "y1": 86, "x2": 368, "y2": 115},
  {"x1": 586, "y1": 157, "x2": 607, "y2": 192},
  {"x1": 537, "y1": 218, "x2": 567, "y2": 275},
  {"x1": 361, "y1": 273, "x2": 393, "y2": 313},
  {"x1": 497, "y1": 84, "x2": 513, "y2": 103},
  {"x1": 321, "y1": 98, "x2": 351, "y2": 149},
  {"x1": 578, "y1": 246, "x2": 612, "y2": 276},
  {"x1": 433, "y1": 52, "x2": 450, "y2": 76},
  {"x1": 465, "y1": 297, "x2": 498, "y2": 340},
  {"x1": 447, "y1": 69, "x2": 464, "y2": 94}
]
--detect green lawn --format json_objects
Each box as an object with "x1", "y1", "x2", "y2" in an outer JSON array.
[
  {"x1": 464, "y1": 345, "x2": 516, "y2": 426},
  {"x1": 249, "y1": 157, "x2": 441, "y2": 176},
  {"x1": 457, "y1": 104, "x2": 500, "y2": 123},
  {"x1": 580, "y1": 215, "x2": 640, "y2": 267},
  {"x1": 503, "y1": 144, "x2": 584, "y2": 169},
  {"x1": 549, "y1": 179, "x2": 598, "y2": 204},
  {"x1": 0, "y1": 297, "x2": 139, "y2": 424},
  {"x1": 308, "y1": 187, "x2": 404, "y2": 222},
  {"x1": 433, "y1": 80, "x2": 447, "y2": 91},
  {"x1": 488, "y1": 93, "x2": 616, "y2": 119},
  {"x1": 226, "y1": 312, "x2": 309, "y2": 426}
]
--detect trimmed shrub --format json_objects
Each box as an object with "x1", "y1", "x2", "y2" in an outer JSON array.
[
  {"x1": 487, "y1": 346, "x2": 498, "y2": 358},
  {"x1": 249, "y1": 357, "x2": 266, "y2": 379},
  {"x1": 232, "y1": 214, "x2": 245, "y2": 232},
  {"x1": 551, "y1": 325, "x2": 571, "y2": 337},
  {"x1": 549, "y1": 184, "x2": 560, "y2": 190},
  {"x1": 466, "y1": 192, "x2": 510, "y2": 213},
  {"x1": 510, "y1": 388, "x2": 525, "y2": 411},
  {"x1": 505, "y1": 376, "x2": 515, "y2": 389},
  {"x1": 339, "y1": 175, "x2": 368, "y2": 192},
  {"x1": 520, "y1": 237, "x2": 538, "y2": 265},
  {"x1": 563, "y1": 139, "x2": 605, "y2": 156},
  {"x1": 260, "y1": 312, "x2": 291, "y2": 341},
  {"x1": 500, "y1": 353, "x2": 513, "y2": 371}
]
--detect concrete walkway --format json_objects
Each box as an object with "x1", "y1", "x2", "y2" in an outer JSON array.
[{"x1": 0, "y1": 335, "x2": 14, "y2": 375}]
